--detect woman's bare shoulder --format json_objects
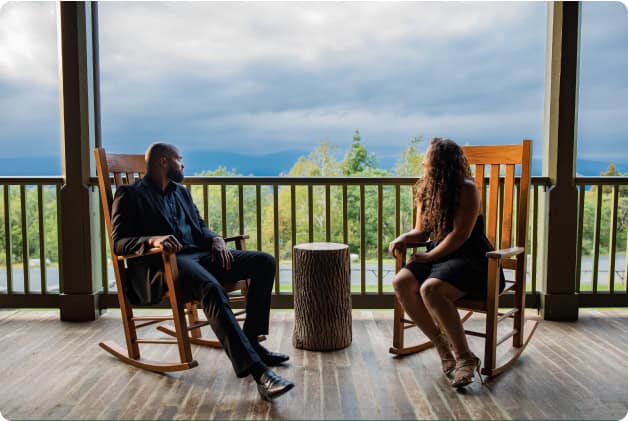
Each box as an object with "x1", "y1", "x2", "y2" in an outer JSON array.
[
  {"x1": 461, "y1": 178, "x2": 479, "y2": 192},
  {"x1": 459, "y1": 179, "x2": 481, "y2": 206}
]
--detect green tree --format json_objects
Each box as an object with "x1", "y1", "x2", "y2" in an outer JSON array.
[
  {"x1": 393, "y1": 136, "x2": 425, "y2": 235},
  {"x1": 394, "y1": 136, "x2": 424, "y2": 176},
  {"x1": 342, "y1": 130, "x2": 377, "y2": 175},
  {"x1": 271, "y1": 142, "x2": 345, "y2": 259}
]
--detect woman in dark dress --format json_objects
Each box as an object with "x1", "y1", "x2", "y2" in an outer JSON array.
[{"x1": 389, "y1": 138, "x2": 503, "y2": 388}]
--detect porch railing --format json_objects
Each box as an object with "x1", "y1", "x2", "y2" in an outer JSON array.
[{"x1": 1, "y1": 176, "x2": 626, "y2": 308}]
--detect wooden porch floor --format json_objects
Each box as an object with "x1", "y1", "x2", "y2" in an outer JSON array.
[{"x1": 0, "y1": 308, "x2": 626, "y2": 420}]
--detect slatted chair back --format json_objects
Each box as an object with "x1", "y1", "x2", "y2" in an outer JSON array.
[
  {"x1": 95, "y1": 149, "x2": 145, "y2": 249},
  {"x1": 462, "y1": 141, "x2": 532, "y2": 255}
]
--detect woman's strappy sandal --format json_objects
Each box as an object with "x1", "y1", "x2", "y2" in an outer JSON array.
[
  {"x1": 451, "y1": 352, "x2": 485, "y2": 388},
  {"x1": 432, "y1": 334, "x2": 456, "y2": 376}
]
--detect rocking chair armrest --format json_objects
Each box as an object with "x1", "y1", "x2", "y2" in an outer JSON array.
[
  {"x1": 391, "y1": 240, "x2": 429, "y2": 257},
  {"x1": 393, "y1": 241, "x2": 430, "y2": 267},
  {"x1": 224, "y1": 234, "x2": 250, "y2": 243},
  {"x1": 404, "y1": 240, "x2": 430, "y2": 248},
  {"x1": 486, "y1": 247, "x2": 524, "y2": 259},
  {"x1": 117, "y1": 248, "x2": 164, "y2": 261}
]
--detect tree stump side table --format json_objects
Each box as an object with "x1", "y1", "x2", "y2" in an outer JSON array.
[{"x1": 292, "y1": 242, "x2": 352, "y2": 351}]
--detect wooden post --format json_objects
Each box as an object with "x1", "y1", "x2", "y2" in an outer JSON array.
[
  {"x1": 539, "y1": 2, "x2": 581, "y2": 321},
  {"x1": 292, "y1": 243, "x2": 352, "y2": 351},
  {"x1": 58, "y1": 2, "x2": 103, "y2": 321}
]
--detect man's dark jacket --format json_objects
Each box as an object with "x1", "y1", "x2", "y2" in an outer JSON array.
[{"x1": 111, "y1": 177, "x2": 218, "y2": 305}]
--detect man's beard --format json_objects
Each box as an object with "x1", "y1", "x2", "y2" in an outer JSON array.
[{"x1": 167, "y1": 167, "x2": 184, "y2": 183}]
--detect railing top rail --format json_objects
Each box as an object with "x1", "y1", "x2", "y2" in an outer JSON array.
[
  {"x1": 575, "y1": 176, "x2": 628, "y2": 185},
  {"x1": 3, "y1": 175, "x2": 628, "y2": 187},
  {"x1": 84, "y1": 175, "x2": 554, "y2": 186},
  {"x1": 0, "y1": 176, "x2": 64, "y2": 185}
]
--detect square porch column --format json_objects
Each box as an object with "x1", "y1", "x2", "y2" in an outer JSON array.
[
  {"x1": 57, "y1": 2, "x2": 104, "y2": 321},
  {"x1": 539, "y1": 2, "x2": 581, "y2": 321}
]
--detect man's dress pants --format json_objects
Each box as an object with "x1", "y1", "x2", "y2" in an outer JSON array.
[{"x1": 176, "y1": 249, "x2": 275, "y2": 377}]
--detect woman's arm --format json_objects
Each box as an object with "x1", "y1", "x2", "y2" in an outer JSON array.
[
  {"x1": 412, "y1": 181, "x2": 480, "y2": 263},
  {"x1": 388, "y1": 205, "x2": 430, "y2": 256}
]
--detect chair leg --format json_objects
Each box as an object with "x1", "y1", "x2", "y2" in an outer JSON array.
[
  {"x1": 390, "y1": 295, "x2": 406, "y2": 352},
  {"x1": 186, "y1": 303, "x2": 202, "y2": 339},
  {"x1": 483, "y1": 258, "x2": 500, "y2": 376},
  {"x1": 162, "y1": 253, "x2": 195, "y2": 365},
  {"x1": 119, "y1": 290, "x2": 141, "y2": 360},
  {"x1": 513, "y1": 258, "x2": 526, "y2": 347}
]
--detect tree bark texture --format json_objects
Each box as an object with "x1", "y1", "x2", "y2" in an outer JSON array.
[{"x1": 292, "y1": 243, "x2": 352, "y2": 351}]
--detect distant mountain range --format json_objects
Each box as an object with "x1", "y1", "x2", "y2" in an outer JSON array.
[{"x1": 0, "y1": 151, "x2": 625, "y2": 177}]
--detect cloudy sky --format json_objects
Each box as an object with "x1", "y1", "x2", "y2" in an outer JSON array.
[{"x1": 0, "y1": 1, "x2": 627, "y2": 171}]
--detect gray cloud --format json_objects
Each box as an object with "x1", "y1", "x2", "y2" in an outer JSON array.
[{"x1": 0, "y1": 1, "x2": 626, "y2": 165}]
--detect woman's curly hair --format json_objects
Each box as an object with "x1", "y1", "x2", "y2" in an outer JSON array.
[{"x1": 415, "y1": 138, "x2": 471, "y2": 241}]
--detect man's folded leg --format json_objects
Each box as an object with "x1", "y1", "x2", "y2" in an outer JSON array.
[
  {"x1": 225, "y1": 250, "x2": 291, "y2": 367},
  {"x1": 202, "y1": 291, "x2": 294, "y2": 399},
  {"x1": 178, "y1": 253, "x2": 295, "y2": 400}
]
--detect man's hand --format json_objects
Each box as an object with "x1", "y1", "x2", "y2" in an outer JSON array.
[
  {"x1": 211, "y1": 236, "x2": 234, "y2": 270},
  {"x1": 388, "y1": 234, "x2": 407, "y2": 257},
  {"x1": 149, "y1": 235, "x2": 183, "y2": 254}
]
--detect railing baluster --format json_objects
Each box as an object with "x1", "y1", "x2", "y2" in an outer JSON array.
[
  {"x1": 625, "y1": 223, "x2": 628, "y2": 294},
  {"x1": 511, "y1": 182, "x2": 517, "y2": 247},
  {"x1": 591, "y1": 186, "x2": 603, "y2": 293},
  {"x1": 238, "y1": 185, "x2": 244, "y2": 235},
  {"x1": 497, "y1": 176, "x2": 504, "y2": 249},
  {"x1": 342, "y1": 185, "x2": 348, "y2": 244},
  {"x1": 256, "y1": 185, "x2": 262, "y2": 251},
  {"x1": 360, "y1": 184, "x2": 366, "y2": 294},
  {"x1": 273, "y1": 185, "x2": 280, "y2": 292},
  {"x1": 531, "y1": 184, "x2": 539, "y2": 293},
  {"x1": 37, "y1": 186, "x2": 47, "y2": 294},
  {"x1": 395, "y1": 185, "x2": 400, "y2": 238},
  {"x1": 325, "y1": 185, "x2": 331, "y2": 242},
  {"x1": 203, "y1": 185, "x2": 209, "y2": 223},
  {"x1": 608, "y1": 185, "x2": 619, "y2": 293},
  {"x1": 99, "y1": 194, "x2": 108, "y2": 294},
  {"x1": 56, "y1": 184, "x2": 63, "y2": 293},
  {"x1": 575, "y1": 184, "x2": 585, "y2": 292},
  {"x1": 20, "y1": 185, "x2": 29, "y2": 293},
  {"x1": 4, "y1": 185, "x2": 12, "y2": 293},
  {"x1": 377, "y1": 185, "x2": 383, "y2": 294},
  {"x1": 308, "y1": 185, "x2": 313, "y2": 243},
  {"x1": 411, "y1": 186, "x2": 417, "y2": 230},
  {"x1": 290, "y1": 185, "x2": 296, "y2": 249},
  {"x1": 221, "y1": 185, "x2": 227, "y2": 237}
]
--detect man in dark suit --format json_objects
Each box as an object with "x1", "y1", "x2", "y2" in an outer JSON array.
[{"x1": 111, "y1": 142, "x2": 294, "y2": 401}]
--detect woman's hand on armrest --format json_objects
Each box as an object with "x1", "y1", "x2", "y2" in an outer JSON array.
[
  {"x1": 388, "y1": 234, "x2": 407, "y2": 257},
  {"x1": 388, "y1": 229, "x2": 429, "y2": 257}
]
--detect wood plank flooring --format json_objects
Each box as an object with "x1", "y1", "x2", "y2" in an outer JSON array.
[{"x1": 0, "y1": 308, "x2": 626, "y2": 420}]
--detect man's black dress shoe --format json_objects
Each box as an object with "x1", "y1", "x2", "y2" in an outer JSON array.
[
  {"x1": 254, "y1": 344, "x2": 290, "y2": 366},
  {"x1": 256, "y1": 370, "x2": 295, "y2": 401}
]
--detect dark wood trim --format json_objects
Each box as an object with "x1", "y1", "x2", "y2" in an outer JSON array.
[
  {"x1": 0, "y1": 177, "x2": 64, "y2": 185},
  {"x1": 578, "y1": 293, "x2": 628, "y2": 307},
  {"x1": 0, "y1": 294, "x2": 61, "y2": 308}
]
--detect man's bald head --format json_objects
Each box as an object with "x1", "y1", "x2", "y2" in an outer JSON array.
[
  {"x1": 145, "y1": 142, "x2": 185, "y2": 184},
  {"x1": 145, "y1": 142, "x2": 178, "y2": 170}
]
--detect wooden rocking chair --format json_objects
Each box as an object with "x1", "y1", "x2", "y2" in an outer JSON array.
[
  {"x1": 390, "y1": 140, "x2": 539, "y2": 377},
  {"x1": 95, "y1": 147, "x2": 255, "y2": 372}
]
